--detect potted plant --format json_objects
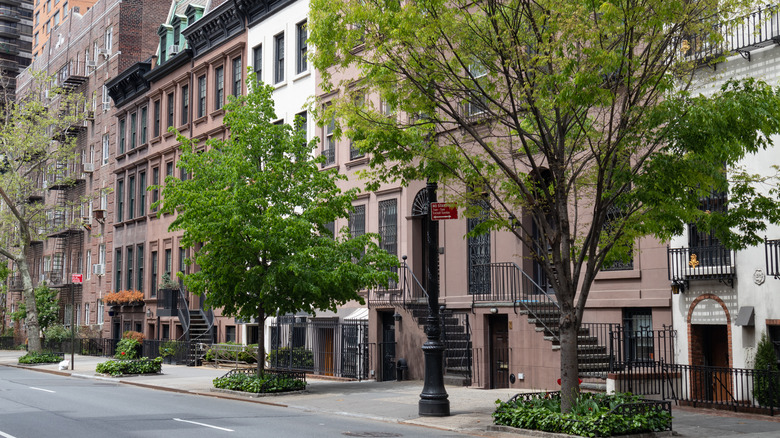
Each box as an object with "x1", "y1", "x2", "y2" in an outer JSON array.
[
  {"x1": 158, "y1": 273, "x2": 180, "y2": 291},
  {"x1": 104, "y1": 290, "x2": 145, "y2": 307}
]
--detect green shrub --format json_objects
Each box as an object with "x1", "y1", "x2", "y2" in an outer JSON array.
[
  {"x1": 115, "y1": 338, "x2": 141, "y2": 359},
  {"x1": 96, "y1": 357, "x2": 163, "y2": 376},
  {"x1": 754, "y1": 331, "x2": 780, "y2": 407},
  {"x1": 159, "y1": 340, "x2": 181, "y2": 357},
  {"x1": 18, "y1": 351, "x2": 62, "y2": 364},
  {"x1": 44, "y1": 324, "x2": 71, "y2": 343},
  {"x1": 212, "y1": 372, "x2": 306, "y2": 393},
  {"x1": 492, "y1": 392, "x2": 672, "y2": 437},
  {"x1": 267, "y1": 347, "x2": 314, "y2": 369},
  {"x1": 204, "y1": 343, "x2": 258, "y2": 363}
]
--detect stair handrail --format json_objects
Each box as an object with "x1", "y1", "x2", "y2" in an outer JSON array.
[
  {"x1": 176, "y1": 281, "x2": 190, "y2": 341},
  {"x1": 199, "y1": 293, "x2": 215, "y2": 343},
  {"x1": 399, "y1": 256, "x2": 431, "y2": 313},
  {"x1": 476, "y1": 262, "x2": 560, "y2": 342}
]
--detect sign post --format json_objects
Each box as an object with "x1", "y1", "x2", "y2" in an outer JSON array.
[{"x1": 70, "y1": 274, "x2": 83, "y2": 370}]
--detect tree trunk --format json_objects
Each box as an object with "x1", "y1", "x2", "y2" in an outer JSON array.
[
  {"x1": 256, "y1": 308, "x2": 265, "y2": 375},
  {"x1": 18, "y1": 255, "x2": 41, "y2": 352},
  {"x1": 559, "y1": 303, "x2": 580, "y2": 413}
]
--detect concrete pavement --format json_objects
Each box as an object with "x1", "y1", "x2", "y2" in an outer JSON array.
[{"x1": 1, "y1": 350, "x2": 779, "y2": 437}]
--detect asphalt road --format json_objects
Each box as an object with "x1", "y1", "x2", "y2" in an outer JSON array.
[{"x1": 0, "y1": 367, "x2": 468, "y2": 438}]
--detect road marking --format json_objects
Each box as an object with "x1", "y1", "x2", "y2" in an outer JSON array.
[
  {"x1": 0, "y1": 430, "x2": 18, "y2": 438},
  {"x1": 173, "y1": 418, "x2": 234, "y2": 432},
  {"x1": 29, "y1": 387, "x2": 55, "y2": 393}
]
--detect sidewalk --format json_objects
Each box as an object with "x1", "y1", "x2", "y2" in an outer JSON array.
[{"x1": 2, "y1": 350, "x2": 779, "y2": 437}]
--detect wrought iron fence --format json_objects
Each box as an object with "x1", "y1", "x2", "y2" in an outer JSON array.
[
  {"x1": 268, "y1": 318, "x2": 369, "y2": 380},
  {"x1": 609, "y1": 326, "x2": 676, "y2": 371}
]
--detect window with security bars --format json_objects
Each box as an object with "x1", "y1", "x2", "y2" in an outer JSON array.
[
  {"x1": 349, "y1": 205, "x2": 366, "y2": 238},
  {"x1": 379, "y1": 199, "x2": 398, "y2": 288},
  {"x1": 601, "y1": 204, "x2": 634, "y2": 271},
  {"x1": 689, "y1": 191, "x2": 729, "y2": 266},
  {"x1": 322, "y1": 114, "x2": 335, "y2": 167}
]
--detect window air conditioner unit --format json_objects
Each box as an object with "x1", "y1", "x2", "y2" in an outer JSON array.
[
  {"x1": 82, "y1": 162, "x2": 94, "y2": 173},
  {"x1": 168, "y1": 45, "x2": 180, "y2": 55},
  {"x1": 93, "y1": 209, "x2": 106, "y2": 220},
  {"x1": 102, "y1": 102, "x2": 110, "y2": 111},
  {"x1": 98, "y1": 48, "x2": 110, "y2": 57},
  {"x1": 92, "y1": 264, "x2": 105, "y2": 276},
  {"x1": 86, "y1": 59, "x2": 96, "y2": 68},
  {"x1": 82, "y1": 216, "x2": 92, "y2": 226}
]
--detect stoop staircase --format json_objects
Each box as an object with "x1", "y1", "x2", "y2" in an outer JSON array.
[
  {"x1": 369, "y1": 260, "x2": 473, "y2": 385},
  {"x1": 475, "y1": 262, "x2": 613, "y2": 379}
]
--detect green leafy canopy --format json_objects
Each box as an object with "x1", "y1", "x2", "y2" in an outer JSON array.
[{"x1": 156, "y1": 73, "x2": 398, "y2": 323}]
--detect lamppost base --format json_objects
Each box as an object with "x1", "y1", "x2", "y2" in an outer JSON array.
[{"x1": 419, "y1": 397, "x2": 450, "y2": 417}]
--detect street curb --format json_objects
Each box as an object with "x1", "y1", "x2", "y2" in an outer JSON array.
[{"x1": 487, "y1": 425, "x2": 674, "y2": 438}]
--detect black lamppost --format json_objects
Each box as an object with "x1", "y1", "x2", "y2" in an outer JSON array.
[{"x1": 418, "y1": 181, "x2": 450, "y2": 416}]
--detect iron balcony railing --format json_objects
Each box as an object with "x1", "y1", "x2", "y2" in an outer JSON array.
[
  {"x1": 667, "y1": 245, "x2": 735, "y2": 290},
  {"x1": 766, "y1": 238, "x2": 780, "y2": 279},
  {"x1": 321, "y1": 147, "x2": 335, "y2": 167},
  {"x1": 686, "y1": 4, "x2": 780, "y2": 63}
]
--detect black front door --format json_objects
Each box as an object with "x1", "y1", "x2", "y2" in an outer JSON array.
[
  {"x1": 381, "y1": 312, "x2": 396, "y2": 381},
  {"x1": 489, "y1": 314, "x2": 509, "y2": 388}
]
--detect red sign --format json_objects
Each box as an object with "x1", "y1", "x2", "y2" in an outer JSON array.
[
  {"x1": 71, "y1": 273, "x2": 83, "y2": 284},
  {"x1": 431, "y1": 202, "x2": 458, "y2": 221}
]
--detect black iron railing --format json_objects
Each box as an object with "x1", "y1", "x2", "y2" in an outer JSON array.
[
  {"x1": 473, "y1": 262, "x2": 559, "y2": 340},
  {"x1": 686, "y1": 4, "x2": 780, "y2": 63},
  {"x1": 667, "y1": 245, "x2": 735, "y2": 290},
  {"x1": 766, "y1": 238, "x2": 780, "y2": 279},
  {"x1": 609, "y1": 326, "x2": 676, "y2": 371},
  {"x1": 440, "y1": 310, "x2": 472, "y2": 380}
]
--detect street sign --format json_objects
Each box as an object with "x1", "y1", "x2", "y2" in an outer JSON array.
[
  {"x1": 71, "y1": 273, "x2": 83, "y2": 284},
  {"x1": 431, "y1": 202, "x2": 458, "y2": 221}
]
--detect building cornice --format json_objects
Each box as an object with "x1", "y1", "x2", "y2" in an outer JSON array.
[{"x1": 106, "y1": 62, "x2": 152, "y2": 109}]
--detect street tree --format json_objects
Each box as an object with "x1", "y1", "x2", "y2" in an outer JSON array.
[
  {"x1": 310, "y1": 0, "x2": 780, "y2": 410},
  {"x1": 11, "y1": 283, "x2": 60, "y2": 337},
  {"x1": 0, "y1": 71, "x2": 87, "y2": 352},
  {"x1": 158, "y1": 75, "x2": 398, "y2": 374}
]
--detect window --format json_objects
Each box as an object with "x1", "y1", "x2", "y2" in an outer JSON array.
[
  {"x1": 137, "y1": 244, "x2": 144, "y2": 293},
  {"x1": 181, "y1": 85, "x2": 189, "y2": 124},
  {"x1": 46, "y1": 0, "x2": 50, "y2": 12},
  {"x1": 102, "y1": 133, "x2": 109, "y2": 165},
  {"x1": 215, "y1": 66, "x2": 224, "y2": 110},
  {"x1": 53, "y1": 11, "x2": 59, "y2": 27},
  {"x1": 118, "y1": 118, "x2": 126, "y2": 154},
  {"x1": 139, "y1": 171, "x2": 146, "y2": 216},
  {"x1": 323, "y1": 114, "x2": 335, "y2": 166},
  {"x1": 105, "y1": 27, "x2": 113, "y2": 52},
  {"x1": 75, "y1": 304, "x2": 80, "y2": 326},
  {"x1": 46, "y1": 20, "x2": 50, "y2": 35},
  {"x1": 198, "y1": 75, "x2": 206, "y2": 117},
  {"x1": 623, "y1": 308, "x2": 653, "y2": 362},
  {"x1": 152, "y1": 167, "x2": 159, "y2": 211},
  {"x1": 153, "y1": 100, "x2": 161, "y2": 137},
  {"x1": 140, "y1": 106, "x2": 148, "y2": 144},
  {"x1": 130, "y1": 112, "x2": 137, "y2": 149},
  {"x1": 115, "y1": 248, "x2": 122, "y2": 290},
  {"x1": 126, "y1": 247, "x2": 133, "y2": 290},
  {"x1": 350, "y1": 94, "x2": 365, "y2": 160},
  {"x1": 465, "y1": 63, "x2": 488, "y2": 117},
  {"x1": 167, "y1": 92, "x2": 174, "y2": 128},
  {"x1": 689, "y1": 191, "x2": 729, "y2": 266},
  {"x1": 225, "y1": 326, "x2": 236, "y2": 343},
  {"x1": 150, "y1": 251, "x2": 158, "y2": 297},
  {"x1": 296, "y1": 21, "x2": 307, "y2": 74},
  {"x1": 34, "y1": 32, "x2": 38, "y2": 47},
  {"x1": 602, "y1": 204, "x2": 633, "y2": 271},
  {"x1": 274, "y1": 33, "x2": 284, "y2": 83},
  {"x1": 35, "y1": 12, "x2": 39, "y2": 26},
  {"x1": 295, "y1": 111, "x2": 307, "y2": 142},
  {"x1": 84, "y1": 302, "x2": 89, "y2": 325},
  {"x1": 379, "y1": 199, "x2": 398, "y2": 287},
  {"x1": 323, "y1": 221, "x2": 335, "y2": 239},
  {"x1": 116, "y1": 179, "x2": 124, "y2": 222},
  {"x1": 349, "y1": 205, "x2": 366, "y2": 238},
  {"x1": 166, "y1": 161, "x2": 173, "y2": 178},
  {"x1": 253, "y1": 45, "x2": 262, "y2": 84},
  {"x1": 86, "y1": 250, "x2": 92, "y2": 280},
  {"x1": 62, "y1": 2, "x2": 68, "y2": 16},
  {"x1": 165, "y1": 248, "x2": 172, "y2": 275},
  {"x1": 97, "y1": 299, "x2": 104, "y2": 325},
  {"x1": 179, "y1": 247, "x2": 186, "y2": 274},
  {"x1": 128, "y1": 175, "x2": 135, "y2": 219},
  {"x1": 232, "y1": 57, "x2": 242, "y2": 97}
]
